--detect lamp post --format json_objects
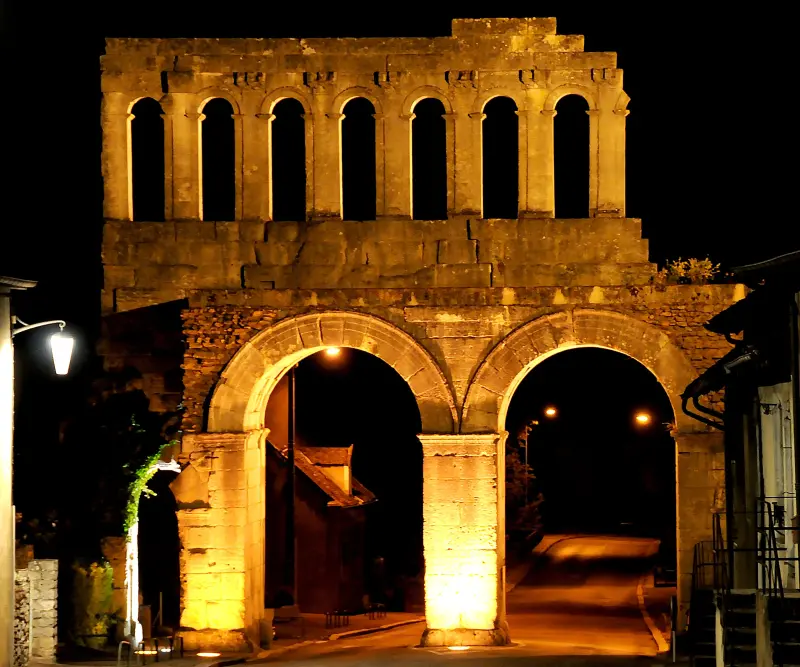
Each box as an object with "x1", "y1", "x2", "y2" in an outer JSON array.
[{"x1": 0, "y1": 276, "x2": 74, "y2": 667}]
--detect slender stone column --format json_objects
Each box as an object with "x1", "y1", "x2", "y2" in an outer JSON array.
[
  {"x1": 231, "y1": 113, "x2": 246, "y2": 221},
  {"x1": 373, "y1": 113, "x2": 387, "y2": 217},
  {"x1": 173, "y1": 430, "x2": 268, "y2": 651},
  {"x1": 312, "y1": 105, "x2": 343, "y2": 218},
  {"x1": 515, "y1": 109, "x2": 529, "y2": 215},
  {"x1": 419, "y1": 433, "x2": 509, "y2": 647},
  {"x1": 248, "y1": 113, "x2": 273, "y2": 221},
  {"x1": 384, "y1": 113, "x2": 412, "y2": 218},
  {"x1": 161, "y1": 112, "x2": 174, "y2": 220},
  {"x1": 443, "y1": 112, "x2": 456, "y2": 215},
  {"x1": 595, "y1": 107, "x2": 628, "y2": 216},
  {"x1": 101, "y1": 92, "x2": 132, "y2": 221},
  {"x1": 674, "y1": 429, "x2": 725, "y2": 631},
  {"x1": 587, "y1": 109, "x2": 600, "y2": 217},
  {"x1": 523, "y1": 103, "x2": 555, "y2": 218},
  {"x1": 170, "y1": 93, "x2": 201, "y2": 220}
]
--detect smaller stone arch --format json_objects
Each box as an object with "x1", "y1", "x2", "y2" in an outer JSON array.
[
  {"x1": 402, "y1": 86, "x2": 454, "y2": 115},
  {"x1": 543, "y1": 85, "x2": 598, "y2": 112},
  {"x1": 473, "y1": 88, "x2": 525, "y2": 114},
  {"x1": 208, "y1": 311, "x2": 457, "y2": 434},
  {"x1": 614, "y1": 91, "x2": 631, "y2": 114},
  {"x1": 196, "y1": 87, "x2": 241, "y2": 115},
  {"x1": 126, "y1": 95, "x2": 161, "y2": 115},
  {"x1": 259, "y1": 87, "x2": 313, "y2": 116},
  {"x1": 460, "y1": 309, "x2": 698, "y2": 434},
  {"x1": 330, "y1": 87, "x2": 384, "y2": 116}
]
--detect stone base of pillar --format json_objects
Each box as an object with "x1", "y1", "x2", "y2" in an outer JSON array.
[
  {"x1": 420, "y1": 623, "x2": 510, "y2": 647},
  {"x1": 178, "y1": 629, "x2": 253, "y2": 652},
  {"x1": 519, "y1": 209, "x2": 554, "y2": 219}
]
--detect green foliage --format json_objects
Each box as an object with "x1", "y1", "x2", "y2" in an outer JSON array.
[
  {"x1": 122, "y1": 436, "x2": 176, "y2": 535},
  {"x1": 651, "y1": 257, "x2": 721, "y2": 287},
  {"x1": 71, "y1": 559, "x2": 116, "y2": 646},
  {"x1": 57, "y1": 371, "x2": 182, "y2": 543},
  {"x1": 506, "y1": 423, "x2": 544, "y2": 532}
]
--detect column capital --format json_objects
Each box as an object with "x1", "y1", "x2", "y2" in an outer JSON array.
[
  {"x1": 400, "y1": 113, "x2": 415, "y2": 121},
  {"x1": 184, "y1": 112, "x2": 203, "y2": 121},
  {"x1": 255, "y1": 113, "x2": 275, "y2": 122},
  {"x1": 326, "y1": 112, "x2": 344, "y2": 120},
  {"x1": 372, "y1": 113, "x2": 386, "y2": 120},
  {"x1": 613, "y1": 109, "x2": 631, "y2": 117},
  {"x1": 419, "y1": 432, "x2": 505, "y2": 456},
  {"x1": 441, "y1": 112, "x2": 459, "y2": 119},
  {"x1": 230, "y1": 113, "x2": 246, "y2": 119},
  {"x1": 540, "y1": 109, "x2": 557, "y2": 118},
  {"x1": 468, "y1": 112, "x2": 487, "y2": 121},
  {"x1": 585, "y1": 109, "x2": 601, "y2": 117}
]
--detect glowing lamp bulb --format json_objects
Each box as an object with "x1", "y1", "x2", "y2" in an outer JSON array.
[
  {"x1": 325, "y1": 347, "x2": 341, "y2": 357},
  {"x1": 197, "y1": 652, "x2": 221, "y2": 658},
  {"x1": 635, "y1": 412, "x2": 652, "y2": 425},
  {"x1": 544, "y1": 406, "x2": 557, "y2": 418},
  {"x1": 50, "y1": 331, "x2": 74, "y2": 375}
]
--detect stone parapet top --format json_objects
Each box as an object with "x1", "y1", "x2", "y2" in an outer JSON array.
[{"x1": 419, "y1": 433, "x2": 505, "y2": 457}]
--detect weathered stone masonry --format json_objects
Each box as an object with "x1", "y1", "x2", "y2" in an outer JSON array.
[{"x1": 101, "y1": 17, "x2": 741, "y2": 649}]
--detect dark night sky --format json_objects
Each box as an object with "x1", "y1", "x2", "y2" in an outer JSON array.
[{"x1": 2, "y1": 4, "x2": 798, "y2": 522}]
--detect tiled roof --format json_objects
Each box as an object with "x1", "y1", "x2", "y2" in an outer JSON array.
[
  {"x1": 300, "y1": 445, "x2": 352, "y2": 467},
  {"x1": 269, "y1": 441, "x2": 374, "y2": 508}
]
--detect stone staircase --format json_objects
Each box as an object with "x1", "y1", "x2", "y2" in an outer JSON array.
[
  {"x1": 723, "y1": 590, "x2": 757, "y2": 667},
  {"x1": 769, "y1": 594, "x2": 800, "y2": 666}
]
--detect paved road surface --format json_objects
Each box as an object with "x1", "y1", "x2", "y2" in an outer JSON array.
[{"x1": 256, "y1": 534, "x2": 664, "y2": 665}]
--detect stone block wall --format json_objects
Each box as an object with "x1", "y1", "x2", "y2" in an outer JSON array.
[
  {"x1": 14, "y1": 560, "x2": 59, "y2": 664},
  {"x1": 28, "y1": 560, "x2": 58, "y2": 662}
]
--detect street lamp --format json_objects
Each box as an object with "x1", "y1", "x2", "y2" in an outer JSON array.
[
  {"x1": 1, "y1": 276, "x2": 74, "y2": 667},
  {"x1": 544, "y1": 406, "x2": 557, "y2": 418},
  {"x1": 635, "y1": 411, "x2": 652, "y2": 426}
]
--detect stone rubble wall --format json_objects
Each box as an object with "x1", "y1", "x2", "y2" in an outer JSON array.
[
  {"x1": 14, "y1": 569, "x2": 30, "y2": 667},
  {"x1": 14, "y1": 560, "x2": 59, "y2": 665}
]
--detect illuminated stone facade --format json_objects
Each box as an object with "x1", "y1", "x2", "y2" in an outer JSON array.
[{"x1": 100, "y1": 18, "x2": 740, "y2": 649}]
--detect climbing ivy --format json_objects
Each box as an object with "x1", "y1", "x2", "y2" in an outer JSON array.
[{"x1": 121, "y1": 415, "x2": 178, "y2": 535}]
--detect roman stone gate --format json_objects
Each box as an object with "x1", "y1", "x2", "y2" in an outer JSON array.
[{"x1": 99, "y1": 17, "x2": 742, "y2": 649}]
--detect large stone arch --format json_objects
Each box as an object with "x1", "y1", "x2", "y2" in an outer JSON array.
[
  {"x1": 461, "y1": 309, "x2": 697, "y2": 433},
  {"x1": 459, "y1": 308, "x2": 721, "y2": 631},
  {"x1": 208, "y1": 310, "x2": 457, "y2": 434}
]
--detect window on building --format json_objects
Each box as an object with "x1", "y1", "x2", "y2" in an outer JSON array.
[
  {"x1": 482, "y1": 96, "x2": 518, "y2": 219},
  {"x1": 130, "y1": 97, "x2": 165, "y2": 221},
  {"x1": 271, "y1": 98, "x2": 306, "y2": 222},
  {"x1": 554, "y1": 94, "x2": 590, "y2": 218},
  {"x1": 201, "y1": 98, "x2": 235, "y2": 221},
  {"x1": 411, "y1": 98, "x2": 447, "y2": 220},
  {"x1": 341, "y1": 98, "x2": 376, "y2": 221}
]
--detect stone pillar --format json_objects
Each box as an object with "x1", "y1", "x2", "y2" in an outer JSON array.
[
  {"x1": 523, "y1": 103, "x2": 555, "y2": 218},
  {"x1": 587, "y1": 109, "x2": 600, "y2": 217},
  {"x1": 450, "y1": 111, "x2": 481, "y2": 216},
  {"x1": 28, "y1": 560, "x2": 58, "y2": 662},
  {"x1": 373, "y1": 113, "x2": 387, "y2": 217},
  {"x1": 384, "y1": 113, "x2": 412, "y2": 218},
  {"x1": 101, "y1": 92, "x2": 132, "y2": 221},
  {"x1": 169, "y1": 94, "x2": 201, "y2": 220},
  {"x1": 162, "y1": 111, "x2": 174, "y2": 220},
  {"x1": 173, "y1": 431, "x2": 267, "y2": 651},
  {"x1": 675, "y1": 429, "x2": 725, "y2": 631},
  {"x1": 595, "y1": 107, "x2": 628, "y2": 217},
  {"x1": 312, "y1": 104, "x2": 342, "y2": 218},
  {"x1": 444, "y1": 112, "x2": 456, "y2": 216},
  {"x1": 515, "y1": 109, "x2": 529, "y2": 215},
  {"x1": 232, "y1": 114, "x2": 245, "y2": 221},
  {"x1": 252, "y1": 113, "x2": 273, "y2": 221},
  {"x1": 419, "y1": 434, "x2": 509, "y2": 647}
]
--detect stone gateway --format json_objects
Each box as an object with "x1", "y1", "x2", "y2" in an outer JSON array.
[{"x1": 100, "y1": 17, "x2": 740, "y2": 650}]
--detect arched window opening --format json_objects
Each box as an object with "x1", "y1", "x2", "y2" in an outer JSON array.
[
  {"x1": 554, "y1": 94, "x2": 590, "y2": 218},
  {"x1": 201, "y1": 98, "x2": 235, "y2": 221},
  {"x1": 411, "y1": 98, "x2": 447, "y2": 220},
  {"x1": 271, "y1": 98, "x2": 306, "y2": 222},
  {"x1": 130, "y1": 98, "x2": 165, "y2": 221},
  {"x1": 482, "y1": 96, "x2": 518, "y2": 219},
  {"x1": 263, "y1": 349, "x2": 423, "y2": 613},
  {"x1": 341, "y1": 98, "x2": 376, "y2": 221}
]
